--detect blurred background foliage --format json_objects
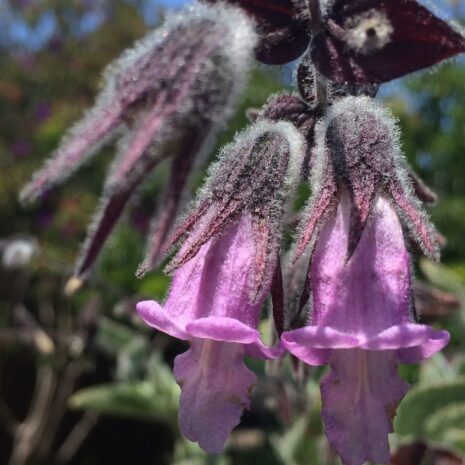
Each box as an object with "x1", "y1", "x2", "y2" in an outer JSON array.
[{"x1": 0, "y1": 1, "x2": 465, "y2": 465}]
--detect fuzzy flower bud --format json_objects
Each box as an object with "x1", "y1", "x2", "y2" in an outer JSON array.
[
  {"x1": 20, "y1": 2, "x2": 257, "y2": 281},
  {"x1": 162, "y1": 119, "x2": 305, "y2": 299},
  {"x1": 295, "y1": 96, "x2": 440, "y2": 262}
]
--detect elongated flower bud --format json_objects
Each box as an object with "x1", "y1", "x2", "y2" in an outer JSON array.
[{"x1": 21, "y1": 2, "x2": 258, "y2": 282}]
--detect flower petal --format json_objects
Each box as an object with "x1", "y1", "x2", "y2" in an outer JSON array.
[
  {"x1": 138, "y1": 215, "x2": 262, "y2": 336},
  {"x1": 361, "y1": 323, "x2": 448, "y2": 351},
  {"x1": 136, "y1": 300, "x2": 188, "y2": 339},
  {"x1": 186, "y1": 317, "x2": 259, "y2": 343},
  {"x1": 282, "y1": 327, "x2": 359, "y2": 365},
  {"x1": 397, "y1": 330, "x2": 450, "y2": 363},
  {"x1": 283, "y1": 326, "x2": 360, "y2": 349},
  {"x1": 187, "y1": 316, "x2": 284, "y2": 359},
  {"x1": 310, "y1": 194, "x2": 412, "y2": 334},
  {"x1": 321, "y1": 349, "x2": 409, "y2": 465},
  {"x1": 174, "y1": 339, "x2": 256, "y2": 453}
]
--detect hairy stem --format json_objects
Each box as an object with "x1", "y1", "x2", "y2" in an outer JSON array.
[{"x1": 307, "y1": 0, "x2": 328, "y2": 111}]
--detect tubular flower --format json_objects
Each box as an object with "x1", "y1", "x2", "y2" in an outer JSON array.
[
  {"x1": 282, "y1": 96, "x2": 450, "y2": 465},
  {"x1": 137, "y1": 120, "x2": 305, "y2": 452},
  {"x1": 20, "y1": 2, "x2": 257, "y2": 280}
]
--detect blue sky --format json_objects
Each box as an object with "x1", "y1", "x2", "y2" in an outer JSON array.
[{"x1": 0, "y1": 0, "x2": 188, "y2": 50}]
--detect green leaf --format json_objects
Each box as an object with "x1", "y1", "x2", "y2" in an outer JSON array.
[
  {"x1": 172, "y1": 438, "x2": 232, "y2": 465},
  {"x1": 137, "y1": 271, "x2": 170, "y2": 300},
  {"x1": 271, "y1": 383, "x2": 331, "y2": 465},
  {"x1": 69, "y1": 380, "x2": 179, "y2": 422},
  {"x1": 95, "y1": 317, "x2": 141, "y2": 357},
  {"x1": 70, "y1": 355, "x2": 180, "y2": 423},
  {"x1": 418, "y1": 352, "x2": 457, "y2": 385},
  {"x1": 420, "y1": 259, "x2": 465, "y2": 297},
  {"x1": 115, "y1": 335, "x2": 150, "y2": 382},
  {"x1": 395, "y1": 379, "x2": 465, "y2": 438},
  {"x1": 425, "y1": 402, "x2": 465, "y2": 447}
]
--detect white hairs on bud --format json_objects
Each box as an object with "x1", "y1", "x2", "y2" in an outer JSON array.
[
  {"x1": 319, "y1": 0, "x2": 332, "y2": 16},
  {"x1": 312, "y1": 95, "x2": 401, "y2": 191},
  {"x1": 102, "y1": 1, "x2": 259, "y2": 191},
  {"x1": 103, "y1": 1, "x2": 257, "y2": 121},
  {"x1": 21, "y1": 1, "x2": 258, "y2": 204},
  {"x1": 314, "y1": 95, "x2": 439, "y2": 259},
  {"x1": 200, "y1": 119, "x2": 306, "y2": 201},
  {"x1": 267, "y1": 120, "x2": 307, "y2": 190}
]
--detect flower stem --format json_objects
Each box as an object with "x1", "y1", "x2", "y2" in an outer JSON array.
[{"x1": 307, "y1": 0, "x2": 328, "y2": 112}]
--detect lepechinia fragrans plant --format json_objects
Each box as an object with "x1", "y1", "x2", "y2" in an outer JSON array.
[{"x1": 20, "y1": 0, "x2": 465, "y2": 464}]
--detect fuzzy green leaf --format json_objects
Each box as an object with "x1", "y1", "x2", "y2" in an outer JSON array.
[{"x1": 395, "y1": 379, "x2": 465, "y2": 437}]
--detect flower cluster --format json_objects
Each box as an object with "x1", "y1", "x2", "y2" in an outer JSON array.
[
  {"x1": 20, "y1": 2, "x2": 257, "y2": 281},
  {"x1": 20, "y1": 0, "x2": 465, "y2": 464}
]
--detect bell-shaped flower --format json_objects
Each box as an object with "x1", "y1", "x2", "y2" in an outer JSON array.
[
  {"x1": 138, "y1": 214, "x2": 279, "y2": 452},
  {"x1": 283, "y1": 96, "x2": 449, "y2": 465},
  {"x1": 20, "y1": 2, "x2": 257, "y2": 282},
  {"x1": 137, "y1": 120, "x2": 305, "y2": 452},
  {"x1": 283, "y1": 192, "x2": 449, "y2": 465}
]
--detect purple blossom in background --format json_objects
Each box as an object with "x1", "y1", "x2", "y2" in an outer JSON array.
[
  {"x1": 19, "y1": 0, "x2": 465, "y2": 462},
  {"x1": 34, "y1": 101, "x2": 52, "y2": 124},
  {"x1": 11, "y1": 140, "x2": 32, "y2": 158},
  {"x1": 20, "y1": 2, "x2": 257, "y2": 282}
]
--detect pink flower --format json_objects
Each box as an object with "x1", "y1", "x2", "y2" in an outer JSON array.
[
  {"x1": 138, "y1": 214, "x2": 281, "y2": 452},
  {"x1": 137, "y1": 120, "x2": 305, "y2": 452},
  {"x1": 283, "y1": 96, "x2": 449, "y2": 465},
  {"x1": 283, "y1": 192, "x2": 448, "y2": 465}
]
